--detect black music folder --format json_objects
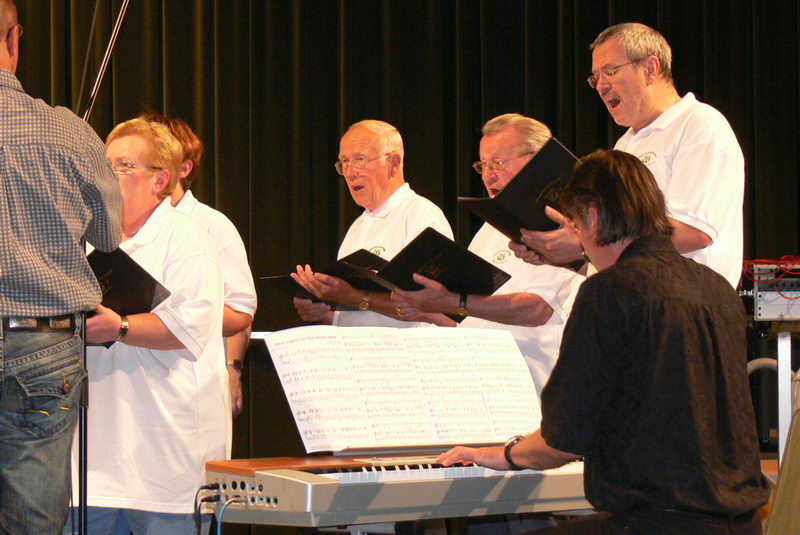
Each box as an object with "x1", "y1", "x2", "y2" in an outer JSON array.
[
  {"x1": 316, "y1": 249, "x2": 389, "y2": 293},
  {"x1": 260, "y1": 249, "x2": 389, "y2": 301},
  {"x1": 87, "y1": 248, "x2": 170, "y2": 346},
  {"x1": 263, "y1": 227, "x2": 510, "y2": 298},
  {"x1": 458, "y1": 136, "x2": 579, "y2": 242},
  {"x1": 376, "y1": 227, "x2": 510, "y2": 294}
]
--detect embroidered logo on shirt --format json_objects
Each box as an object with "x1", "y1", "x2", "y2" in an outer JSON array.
[
  {"x1": 493, "y1": 249, "x2": 512, "y2": 264},
  {"x1": 369, "y1": 246, "x2": 386, "y2": 257},
  {"x1": 639, "y1": 151, "x2": 657, "y2": 165}
]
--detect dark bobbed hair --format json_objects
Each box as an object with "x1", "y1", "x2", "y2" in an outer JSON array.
[{"x1": 559, "y1": 149, "x2": 673, "y2": 246}]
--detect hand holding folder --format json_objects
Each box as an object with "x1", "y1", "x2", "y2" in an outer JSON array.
[
  {"x1": 260, "y1": 249, "x2": 389, "y2": 305},
  {"x1": 87, "y1": 248, "x2": 170, "y2": 347},
  {"x1": 263, "y1": 227, "x2": 511, "y2": 302}
]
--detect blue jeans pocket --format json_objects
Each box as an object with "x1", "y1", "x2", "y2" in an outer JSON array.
[
  {"x1": 3, "y1": 334, "x2": 86, "y2": 439},
  {"x1": 0, "y1": 333, "x2": 85, "y2": 534}
]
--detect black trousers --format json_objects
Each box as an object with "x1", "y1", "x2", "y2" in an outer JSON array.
[{"x1": 529, "y1": 509, "x2": 762, "y2": 535}]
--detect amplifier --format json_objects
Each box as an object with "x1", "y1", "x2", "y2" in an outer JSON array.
[{"x1": 752, "y1": 264, "x2": 800, "y2": 321}]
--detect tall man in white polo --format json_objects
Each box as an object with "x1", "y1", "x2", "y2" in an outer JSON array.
[{"x1": 515, "y1": 23, "x2": 744, "y2": 289}]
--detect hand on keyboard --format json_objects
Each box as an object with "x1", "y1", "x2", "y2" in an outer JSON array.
[{"x1": 436, "y1": 445, "x2": 506, "y2": 470}]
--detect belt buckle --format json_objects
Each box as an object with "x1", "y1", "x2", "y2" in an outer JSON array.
[
  {"x1": 9, "y1": 317, "x2": 37, "y2": 329},
  {"x1": 49, "y1": 316, "x2": 72, "y2": 329}
]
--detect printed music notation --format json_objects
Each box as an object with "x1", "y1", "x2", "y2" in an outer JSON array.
[{"x1": 265, "y1": 326, "x2": 541, "y2": 453}]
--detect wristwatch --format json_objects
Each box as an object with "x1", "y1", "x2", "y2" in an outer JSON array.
[
  {"x1": 455, "y1": 294, "x2": 468, "y2": 316},
  {"x1": 227, "y1": 359, "x2": 243, "y2": 372},
  {"x1": 504, "y1": 434, "x2": 525, "y2": 470},
  {"x1": 358, "y1": 292, "x2": 371, "y2": 311},
  {"x1": 118, "y1": 315, "x2": 129, "y2": 340}
]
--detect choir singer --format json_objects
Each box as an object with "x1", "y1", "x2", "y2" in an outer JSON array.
[{"x1": 292, "y1": 120, "x2": 453, "y2": 327}]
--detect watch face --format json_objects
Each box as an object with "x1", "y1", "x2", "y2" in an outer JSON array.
[
  {"x1": 228, "y1": 360, "x2": 243, "y2": 371},
  {"x1": 505, "y1": 435, "x2": 523, "y2": 447},
  {"x1": 118, "y1": 318, "x2": 129, "y2": 338},
  {"x1": 456, "y1": 306, "x2": 468, "y2": 316},
  {"x1": 358, "y1": 301, "x2": 369, "y2": 311}
]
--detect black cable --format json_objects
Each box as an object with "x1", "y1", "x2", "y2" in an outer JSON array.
[
  {"x1": 195, "y1": 484, "x2": 221, "y2": 535},
  {"x1": 193, "y1": 487, "x2": 203, "y2": 534}
]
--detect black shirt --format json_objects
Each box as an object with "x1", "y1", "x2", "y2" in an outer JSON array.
[{"x1": 541, "y1": 235, "x2": 769, "y2": 515}]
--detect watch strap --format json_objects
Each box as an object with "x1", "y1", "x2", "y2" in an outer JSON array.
[
  {"x1": 504, "y1": 434, "x2": 524, "y2": 470},
  {"x1": 455, "y1": 293, "x2": 468, "y2": 316},
  {"x1": 118, "y1": 315, "x2": 129, "y2": 340}
]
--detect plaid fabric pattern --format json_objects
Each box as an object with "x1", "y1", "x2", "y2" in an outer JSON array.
[{"x1": 0, "y1": 69, "x2": 121, "y2": 316}]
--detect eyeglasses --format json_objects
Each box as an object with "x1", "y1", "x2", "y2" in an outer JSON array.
[
  {"x1": 111, "y1": 160, "x2": 163, "y2": 175},
  {"x1": 587, "y1": 58, "x2": 644, "y2": 89},
  {"x1": 334, "y1": 153, "x2": 390, "y2": 175},
  {"x1": 472, "y1": 152, "x2": 532, "y2": 175}
]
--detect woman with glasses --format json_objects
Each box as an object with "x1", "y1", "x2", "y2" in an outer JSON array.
[{"x1": 63, "y1": 119, "x2": 227, "y2": 535}]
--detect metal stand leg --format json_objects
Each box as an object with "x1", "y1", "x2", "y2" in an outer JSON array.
[
  {"x1": 329, "y1": 520, "x2": 448, "y2": 534},
  {"x1": 777, "y1": 331, "x2": 791, "y2": 463}
]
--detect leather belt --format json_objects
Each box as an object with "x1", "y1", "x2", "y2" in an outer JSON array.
[{"x1": 0, "y1": 314, "x2": 77, "y2": 337}]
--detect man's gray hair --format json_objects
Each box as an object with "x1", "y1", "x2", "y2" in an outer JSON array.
[
  {"x1": 482, "y1": 113, "x2": 552, "y2": 154},
  {"x1": 590, "y1": 23, "x2": 673, "y2": 83},
  {"x1": 348, "y1": 120, "x2": 404, "y2": 159}
]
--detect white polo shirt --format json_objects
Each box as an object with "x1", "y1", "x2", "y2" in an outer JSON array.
[
  {"x1": 615, "y1": 92, "x2": 744, "y2": 288},
  {"x1": 175, "y1": 190, "x2": 257, "y2": 317},
  {"x1": 460, "y1": 223, "x2": 584, "y2": 395},
  {"x1": 75, "y1": 199, "x2": 227, "y2": 514},
  {"x1": 175, "y1": 189, "x2": 256, "y2": 458},
  {"x1": 334, "y1": 183, "x2": 453, "y2": 328}
]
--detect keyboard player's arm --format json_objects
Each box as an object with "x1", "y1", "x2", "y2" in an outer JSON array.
[{"x1": 436, "y1": 429, "x2": 580, "y2": 471}]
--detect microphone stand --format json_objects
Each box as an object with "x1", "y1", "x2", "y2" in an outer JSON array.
[
  {"x1": 76, "y1": 2, "x2": 131, "y2": 534},
  {"x1": 81, "y1": 0, "x2": 130, "y2": 124}
]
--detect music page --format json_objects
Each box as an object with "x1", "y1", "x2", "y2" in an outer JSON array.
[{"x1": 265, "y1": 326, "x2": 541, "y2": 453}]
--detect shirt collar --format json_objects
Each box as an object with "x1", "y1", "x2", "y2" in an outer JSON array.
[
  {"x1": 121, "y1": 197, "x2": 175, "y2": 250},
  {"x1": 628, "y1": 92, "x2": 696, "y2": 137},
  {"x1": 617, "y1": 234, "x2": 676, "y2": 264},
  {"x1": 173, "y1": 189, "x2": 198, "y2": 214},
  {"x1": 366, "y1": 182, "x2": 412, "y2": 217},
  {"x1": 0, "y1": 69, "x2": 25, "y2": 93}
]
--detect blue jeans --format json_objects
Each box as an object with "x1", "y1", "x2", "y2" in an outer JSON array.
[
  {"x1": 62, "y1": 507, "x2": 211, "y2": 535},
  {"x1": 0, "y1": 331, "x2": 85, "y2": 535}
]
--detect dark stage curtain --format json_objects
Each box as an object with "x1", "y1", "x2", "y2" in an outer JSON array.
[{"x1": 13, "y1": 1, "x2": 798, "y2": 533}]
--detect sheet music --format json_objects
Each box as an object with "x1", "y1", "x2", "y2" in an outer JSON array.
[{"x1": 265, "y1": 326, "x2": 541, "y2": 453}]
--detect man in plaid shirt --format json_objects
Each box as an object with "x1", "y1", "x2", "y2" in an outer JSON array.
[{"x1": 0, "y1": 1, "x2": 122, "y2": 533}]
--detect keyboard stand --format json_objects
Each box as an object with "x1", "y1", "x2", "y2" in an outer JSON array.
[{"x1": 320, "y1": 520, "x2": 447, "y2": 534}]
